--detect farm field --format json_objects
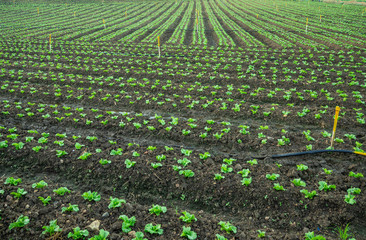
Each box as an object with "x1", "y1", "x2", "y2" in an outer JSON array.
[{"x1": 0, "y1": 0, "x2": 366, "y2": 239}]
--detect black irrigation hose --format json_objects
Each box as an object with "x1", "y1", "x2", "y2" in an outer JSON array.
[{"x1": 255, "y1": 149, "x2": 366, "y2": 159}]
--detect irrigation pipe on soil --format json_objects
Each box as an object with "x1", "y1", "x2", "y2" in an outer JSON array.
[{"x1": 254, "y1": 149, "x2": 366, "y2": 159}]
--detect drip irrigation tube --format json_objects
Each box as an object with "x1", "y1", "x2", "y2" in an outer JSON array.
[{"x1": 255, "y1": 149, "x2": 366, "y2": 159}]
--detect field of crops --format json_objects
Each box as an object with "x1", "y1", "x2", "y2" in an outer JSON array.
[{"x1": 0, "y1": 0, "x2": 365, "y2": 239}]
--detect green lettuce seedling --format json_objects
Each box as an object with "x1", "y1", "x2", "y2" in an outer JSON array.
[
  {"x1": 349, "y1": 171, "x2": 364, "y2": 178},
  {"x1": 119, "y1": 215, "x2": 136, "y2": 233},
  {"x1": 38, "y1": 196, "x2": 51, "y2": 206},
  {"x1": 218, "y1": 221, "x2": 237, "y2": 234},
  {"x1": 9, "y1": 215, "x2": 29, "y2": 230},
  {"x1": 149, "y1": 204, "x2": 167, "y2": 216},
  {"x1": 125, "y1": 159, "x2": 136, "y2": 168},
  {"x1": 318, "y1": 181, "x2": 336, "y2": 191},
  {"x1": 266, "y1": 173, "x2": 280, "y2": 181},
  {"x1": 214, "y1": 174, "x2": 225, "y2": 180},
  {"x1": 11, "y1": 188, "x2": 27, "y2": 199},
  {"x1": 241, "y1": 177, "x2": 252, "y2": 186},
  {"x1": 89, "y1": 229, "x2": 109, "y2": 240},
  {"x1": 300, "y1": 189, "x2": 317, "y2": 199},
  {"x1": 347, "y1": 187, "x2": 361, "y2": 195},
  {"x1": 216, "y1": 234, "x2": 228, "y2": 240},
  {"x1": 67, "y1": 226, "x2": 89, "y2": 239},
  {"x1": 179, "y1": 211, "x2": 197, "y2": 223},
  {"x1": 304, "y1": 231, "x2": 326, "y2": 240},
  {"x1": 273, "y1": 183, "x2": 285, "y2": 191},
  {"x1": 181, "y1": 226, "x2": 197, "y2": 240},
  {"x1": 108, "y1": 197, "x2": 126, "y2": 209},
  {"x1": 53, "y1": 187, "x2": 70, "y2": 196},
  {"x1": 42, "y1": 219, "x2": 62, "y2": 236},
  {"x1": 292, "y1": 178, "x2": 306, "y2": 187},
  {"x1": 82, "y1": 191, "x2": 101, "y2": 202},
  {"x1": 344, "y1": 194, "x2": 356, "y2": 205},
  {"x1": 179, "y1": 169, "x2": 195, "y2": 178},
  {"x1": 132, "y1": 232, "x2": 147, "y2": 240},
  {"x1": 5, "y1": 177, "x2": 22, "y2": 186},
  {"x1": 145, "y1": 223, "x2": 163, "y2": 235},
  {"x1": 247, "y1": 159, "x2": 258, "y2": 166},
  {"x1": 297, "y1": 164, "x2": 308, "y2": 171},
  {"x1": 32, "y1": 180, "x2": 48, "y2": 189},
  {"x1": 62, "y1": 203, "x2": 79, "y2": 213}
]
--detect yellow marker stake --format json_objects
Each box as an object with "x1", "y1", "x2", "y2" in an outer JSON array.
[
  {"x1": 103, "y1": 19, "x2": 106, "y2": 28},
  {"x1": 157, "y1": 36, "x2": 161, "y2": 58},
  {"x1": 320, "y1": 15, "x2": 322, "y2": 23},
  {"x1": 354, "y1": 151, "x2": 366, "y2": 156},
  {"x1": 49, "y1": 34, "x2": 52, "y2": 51},
  {"x1": 257, "y1": 14, "x2": 259, "y2": 19},
  {"x1": 306, "y1": 17, "x2": 308, "y2": 32},
  {"x1": 74, "y1": 11, "x2": 76, "y2": 17},
  {"x1": 37, "y1": 7, "x2": 39, "y2": 15},
  {"x1": 330, "y1": 106, "x2": 341, "y2": 149}
]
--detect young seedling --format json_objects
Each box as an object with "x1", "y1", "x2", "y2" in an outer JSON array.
[
  {"x1": 144, "y1": 223, "x2": 163, "y2": 235},
  {"x1": 11, "y1": 188, "x2": 27, "y2": 199},
  {"x1": 108, "y1": 197, "x2": 126, "y2": 209},
  {"x1": 149, "y1": 204, "x2": 167, "y2": 216},
  {"x1": 181, "y1": 226, "x2": 197, "y2": 240},
  {"x1": 318, "y1": 181, "x2": 336, "y2": 191},
  {"x1": 132, "y1": 232, "x2": 147, "y2": 240},
  {"x1": 349, "y1": 171, "x2": 364, "y2": 178},
  {"x1": 199, "y1": 152, "x2": 211, "y2": 160},
  {"x1": 119, "y1": 215, "x2": 136, "y2": 233},
  {"x1": 304, "y1": 232, "x2": 326, "y2": 240},
  {"x1": 237, "y1": 169, "x2": 250, "y2": 177},
  {"x1": 179, "y1": 169, "x2": 195, "y2": 178},
  {"x1": 53, "y1": 187, "x2": 70, "y2": 196},
  {"x1": 89, "y1": 229, "x2": 109, "y2": 240},
  {"x1": 9, "y1": 215, "x2": 30, "y2": 230},
  {"x1": 179, "y1": 211, "x2": 197, "y2": 223},
  {"x1": 32, "y1": 180, "x2": 48, "y2": 189},
  {"x1": 42, "y1": 219, "x2": 62, "y2": 236},
  {"x1": 67, "y1": 226, "x2": 89, "y2": 239},
  {"x1": 5, "y1": 177, "x2": 22, "y2": 186},
  {"x1": 38, "y1": 196, "x2": 52, "y2": 206},
  {"x1": 125, "y1": 159, "x2": 136, "y2": 168},
  {"x1": 214, "y1": 173, "x2": 225, "y2": 180},
  {"x1": 241, "y1": 177, "x2": 252, "y2": 186},
  {"x1": 257, "y1": 230, "x2": 266, "y2": 238},
  {"x1": 300, "y1": 189, "x2": 317, "y2": 199},
  {"x1": 323, "y1": 168, "x2": 333, "y2": 174},
  {"x1": 292, "y1": 178, "x2": 306, "y2": 187},
  {"x1": 273, "y1": 183, "x2": 285, "y2": 191},
  {"x1": 62, "y1": 203, "x2": 79, "y2": 213},
  {"x1": 266, "y1": 173, "x2": 280, "y2": 181},
  {"x1": 82, "y1": 191, "x2": 101, "y2": 202},
  {"x1": 218, "y1": 221, "x2": 237, "y2": 234},
  {"x1": 344, "y1": 193, "x2": 356, "y2": 205},
  {"x1": 297, "y1": 164, "x2": 308, "y2": 171},
  {"x1": 247, "y1": 159, "x2": 258, "y2": 166}
]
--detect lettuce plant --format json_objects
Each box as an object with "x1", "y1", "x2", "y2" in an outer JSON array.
[
  {"x1": 108, "y1": 197, "x2": 126, "y2": 209},
  {"x1": 214, "y1": 174, "x2": 225, "y2": 180},
  {"x1": 304, "y1": 231, "x2": 326, "y2": 240},
  {"x1": 349, "y1": 171, "x2": 364, "y2": 178},
  {"x1": 38, "y1": 196, "x2": 51, "y2": 206},
  {"x1": 179, "y1": 211, "x2": 197, "y2": 223},
  {"x1": 53, "y1": 187, "x2": 70, "y2": 196},
  {"x1": 9, "y1": 215, "x2": 29, "y2": 230},
  {"x1": 62, "y1": 203, "x2": 79, "y2": 213},
  {"x1": 179, "y1": 169, "x2": 195, "y2": 178},
  {"x1": 318, "y1": 181, "x2": 336, "y2": 191},
  {"x1": 5, "y1": 177, "x2": 22, "y2": 186},
  {"x1": 181, "y1": 226, "x2": 197, "y2": 240},
  {"x1": 82, "y1": 191, "x2": 101, "y2": 202},
  {"x1": 247, "y1": 159, "x2": 258, "y2": 165},
  {"x1": 42, "y1": 219, "x2": 62, "y2": 236},
  {"x1": 144, "y1": 223, "x2": 163, "y2": 235},
  {"x1": 32, "y1": 180, "x2": 48, "y2": 189},
  {"x1": 266, "y1": 173, "x2": 280, "y2": 181},
  {"x1": 99, "y1": 159, "x2": 111, "y2": 165},
  {"x1": 297, "y1": 164, "x2": 308, "y2": 171},
  {"x1": 89, "y1": 229, "x2": 109, "y2": 240},
  {"x1": 273, "y1": 183, "x2": 285, "y2": 191},
  {"x1": 119, "y1": 215, "x2": 136, "y2": 233},
  {"x1": 132, "y1": 232, "x2": 147, "y2": 240},
  {"x1": 125, "y1": 159, "x2": 136, "y2": 168},
  {"x1": 241, "y1": 177, "x2": 252, "y2": 186},
  {"x1": 292, "y1": 178, "x2": 306, "y2": 187},
  {"x1": 67, "y1": 226, "x2": 89, "y2": 239},
  {"x1": 300, "y1": 189, "x2": 317, "y2": 199},
  {"x1": 11, "y1": 188, "x2": 27, "y2": 199},
  {"x1": 149, "y1": 204, "x2": 167, "y2": 216},
  {"x1": 218, "y1": 221, "x2": 237, "y2": 234}
]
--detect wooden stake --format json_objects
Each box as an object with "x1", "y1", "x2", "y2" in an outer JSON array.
[
  {"x1": 157, "y1": 36, "x2": 161, "y2": 58},
  {"x1": 330, "y1": 106, "x2": 341, "y2": 149},
  {"x1": 306, "y1": 17, "x2": 308, "y2": 32},
  {"x1": 49, "y1": 34, "x2": 52, "y2": 51}
]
